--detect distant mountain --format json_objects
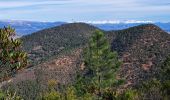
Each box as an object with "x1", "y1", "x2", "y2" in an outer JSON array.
[
  {"x1": 0, "y1": 20, "x2": 66, "y2": 36},
  {"x1": 0, "y1": 20, "x2": 169, "y2": 36},
  {"x1": 155, "y1": 22, "x2": 170, "y2": 32},
  {"x1": 93, "y1": 22, "x2": 170, "y2": 32}
]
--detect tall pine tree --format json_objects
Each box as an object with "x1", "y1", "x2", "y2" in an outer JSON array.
[{"x1": 76, "y1": 30, "x2": 121, "y2": 99}]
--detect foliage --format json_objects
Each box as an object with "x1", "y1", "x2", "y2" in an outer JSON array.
[
  {"x1": 2, "y1": 80, "x2": 41, "y2": 100},
  {"x1": 75, "y1": 30, "x2": 122, "y2": 99},
  {"x1": 79, "y1": 93, "x2": 94, "y2": 100},
  {"x1": 0, "y1": 90, "x2": 5, "y2": 99},
  {"x1": 160, "y1": 56, "x2": 170, "y2": 99},
  {"x1": 162, "y1": 80, "x2": 170, "y2": 99},
  {"x1": 64, "y1": 86, "x2": 78, "y2": 100},
  {"x1": 118, "y1": 89, "x2": 140, "y2": 100},
  {"x1": 138, "y1": 78, "x2": 170, "y2": 99},
  {"x1": 48, "y1": 79, "x2": 58, "y2": 91},
  {"x1": 42, "y1": 90, "x2": 62, "y2": 100},
  {"x1": 0, "y1": 26, "x2": 27, "y2": 81},
  {"x1": 21, "y1": 23, "x2": 96, "y2": 66},
  {"x1": 135, "y1": 56, "x2": 170, "y2": 100},
  {"x1": 0, "y1": 89, "x2": 23, "y2": 100},
  {"x1": 161, "y1": 56, "x2": 170, "y2": 80},
  {"x1": 41, "y1": 79, "x2": 78, "y2": 100}
]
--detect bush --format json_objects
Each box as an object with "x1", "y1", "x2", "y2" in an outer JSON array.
[
  {"x1": 0, "y1": 26, "x2": 27, "y2": 81},
  {"x1": 119, "y1": 89, "x2": 140, "y2": 100}
]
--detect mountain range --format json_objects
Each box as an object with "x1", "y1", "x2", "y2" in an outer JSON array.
[
  {"x1": 0, "y1": 20, "x2": 170, "y2": 36},
  {"x1": 0, "y1": 22, "x2": 170, "y2": 99},
  {"x1": 0, "y1": 20, "x2": 66, "y2": 36}
]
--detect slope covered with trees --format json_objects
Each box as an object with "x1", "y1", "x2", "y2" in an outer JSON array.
[
  {"x1": 21, "y1": 23, "x2": 98, "y2": 66},
  {"x1": 109, "y1": 24, "x2": 170, "y2": 87},
  {"x1": 0, "y1": 23, "x2": 170, "y2": 99}
]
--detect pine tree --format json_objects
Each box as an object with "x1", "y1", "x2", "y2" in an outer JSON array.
[
  {"x1": 0, "y1": 26, "x2": 27, "y2": 81},
  {"x1": 76, "y1": 30, "x2": 121, "y2": 99}
]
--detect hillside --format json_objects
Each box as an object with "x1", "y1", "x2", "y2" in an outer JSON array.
[
  {"x1": 1, "y1": 23, "x2": 170, "y2": 99},
  {"x1": 20, "y1": 23, "x2": 170, "y2": 85},
  {"x1": 21, "y1": 23, "x2": 99, "y2": 66},
  {"x1": 110, "y1": 24, "x2": 170, "y2": 86}
]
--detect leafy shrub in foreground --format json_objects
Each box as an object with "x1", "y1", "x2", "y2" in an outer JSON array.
[{"x1": 0, "y1": 26, "x2": 27, "y2": 81}]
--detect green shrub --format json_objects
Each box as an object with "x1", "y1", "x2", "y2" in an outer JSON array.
[
  {"x1": 119, "y1": 89, "x2": 140, "y2": 100},
  {"x1": 0, "y1": 26, "x2": 27, "y2": 81},
  {"x1": 42, "y1": 90, "x2": 62, "y2": 100}
]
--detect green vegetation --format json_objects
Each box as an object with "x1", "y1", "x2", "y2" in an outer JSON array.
[
  {"x1": 74, "y1": 30, "x2": 122, "y2": 99},
  {"x1": 0, "y1": 26, "x2": 27, "y2": 81},
  {"x1": 38, "y1": 30, "x2": 122, "y2": 100},
  {"x1": 0, "y1": 24, "x2": 170, "y2": 99},
  {"x1": 118, "y1": 89, "x2": 140, "y2": 100},
  {"x1": 40, "y1": 79, "x2": 78, "y2": 100},
  {"x1": 21, "y1": 23, "x2": 97, "y2": 66},
  {"x1": 161, "y1": 56, "x2": 170, "y2": 80},
  {"x1": 134, "y1": 56, "x2": 170, "y2": 99},
  {"x1": 0, "y1": 89, "x2": 23, "y2": 100}
]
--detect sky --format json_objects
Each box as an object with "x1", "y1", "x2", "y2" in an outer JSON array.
[{"x1": 0, "y1": 0, "x2": 170, "y2": 22}]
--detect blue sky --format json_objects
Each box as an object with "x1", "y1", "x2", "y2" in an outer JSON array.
[{"x1": 0, "y1": 0, "x2": 170, "y2": 22}]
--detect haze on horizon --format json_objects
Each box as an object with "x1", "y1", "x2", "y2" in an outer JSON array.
[{"x1": 0, "y1": 0, "x2": 170, "y2": 22}]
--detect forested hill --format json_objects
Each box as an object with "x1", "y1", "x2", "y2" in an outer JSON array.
[
  {"x1": 109, "y1": 24, "x2": 170, "y2": 86},
  {"x1": 21, "y1": 23, "x2": 99, "y2": 66},
  {"x1": 21, "y1": 23, "x2": 170, "y2": 87},
  {"x1": 0, "y1": 23, "x2": 169, "y2": 99}
]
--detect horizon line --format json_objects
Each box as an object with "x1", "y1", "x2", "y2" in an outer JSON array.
[{"x1": 0, "y1": 19, "x2": 170, "y2": 24}]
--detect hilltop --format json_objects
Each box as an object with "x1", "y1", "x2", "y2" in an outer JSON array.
[
  {"x1": 0, "y1": 20, "x2": 170, "y2": 36},
  {"x1": 21, "y1": 23, "x2": 99, "y2": 66},
  {"x1": 110, "y1": 24, "x2": 170, "y2": 86}
]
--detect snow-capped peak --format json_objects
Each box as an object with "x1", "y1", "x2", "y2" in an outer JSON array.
[{"x1": 73, "y1": 20, "x2": 153, "y2": 24}]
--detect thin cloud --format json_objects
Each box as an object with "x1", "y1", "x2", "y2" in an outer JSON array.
[
  {"x1": 0, "y1": 0, "x2": 169, "y2": 22},
  {"x1": 0, "y1": 0, "x2": 71, "y2": 9}
]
